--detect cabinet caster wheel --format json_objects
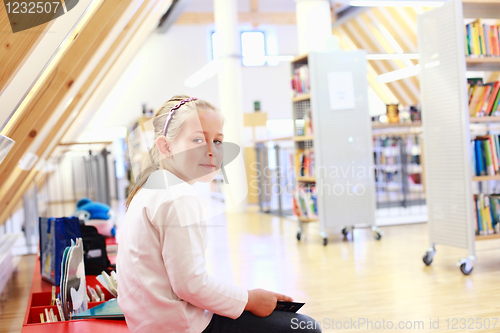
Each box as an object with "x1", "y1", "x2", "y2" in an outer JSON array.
[
  {"x1": 371, "y1": 226, "x2": 383, "y2": 241},
  {"x1": 323, "y1": 238, "x2": 328, "y2": 246},
  {"x1": 422, "y1": 246, "x2": 436, "y2": 266},
  {"x1": 460, "y1": 263, "x2": 473, "y2": 275},
  {"x1": 458, "y1": 257, "x2": 474, "y2": 275}
]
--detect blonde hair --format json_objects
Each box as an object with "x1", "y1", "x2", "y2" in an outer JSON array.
[{"x1": 125, "y1": 95, "x2": 222, "y2": 209}]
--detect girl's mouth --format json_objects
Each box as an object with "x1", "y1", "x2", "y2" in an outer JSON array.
[{"x1": 200, "y1": 164, "x2": 216, "y2": 169}]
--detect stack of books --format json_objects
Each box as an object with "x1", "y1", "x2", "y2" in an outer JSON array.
[
  {"x1": 474, "y1": 194, "x2": 500, "y2": 235},
  {"x1": 293, "y1": 185, "x2": 317, "y2": 219},
  {"x1": 291, "y1": 65, "x2": 309, "y2": 96},
  {"x1": 295, "y1": 148, "x2": 314, "y2": 177},
  {"x1": 465, "y1": 19, "x2": 500, "y2": 57},
  {"x1": 471, "y1": 135, "x2": 500, "y2": 176},
  {"x1": 468, "y1": 79, "x2": 500, "y2": 117}
]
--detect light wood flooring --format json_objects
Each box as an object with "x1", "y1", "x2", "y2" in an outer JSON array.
[{"x1": 3, "y1": 209, "x2": 500, "y2": 332}]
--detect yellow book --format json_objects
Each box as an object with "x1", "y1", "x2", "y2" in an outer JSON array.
[
  {"x1": 477, "y1": 18, "x2": 486, "y2": 55},
  {"x1": 481, "y1": 195, "x2": 488, "y2": 234},
  {"x1": 472, "y1": 21, "x2": 481, "y2": 55}
]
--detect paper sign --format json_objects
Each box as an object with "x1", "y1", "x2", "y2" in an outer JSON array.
[{"x1": 327, "y1": 72, "x2": 356, "y2": 110}]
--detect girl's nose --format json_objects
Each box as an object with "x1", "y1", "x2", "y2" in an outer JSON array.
[{"x1": 207, "y1": 142, "x2": 217, "y2": 157}]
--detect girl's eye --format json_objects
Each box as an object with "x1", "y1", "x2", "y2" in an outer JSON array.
[
  {"x1": 214, "y1": 140, "x2": 222, "y2": 145},
  {"x1": 193, "y1": 138, "x2": 205, "y2": 143}
]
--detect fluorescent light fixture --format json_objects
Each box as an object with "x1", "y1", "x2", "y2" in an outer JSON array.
[
  {"x1": 377, "y1": 65, "x2": 421, "y2": 83},
  {"x1": 367, "y1": 53, "x2": 420, "y2": 60},
  {"x1": 350, "y1": 1, "x2": 444, "y2": 7},
  {"x1": 184, "y1": 60, "x2": 220, "y2": 88}
]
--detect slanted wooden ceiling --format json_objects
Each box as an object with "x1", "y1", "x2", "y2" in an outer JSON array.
[
  {"x1": 333, "y1": 6, "x2": 430, "y2": 106},
  {"x1": 0, "y1": 0, "x2": 173, "y2": 226}
]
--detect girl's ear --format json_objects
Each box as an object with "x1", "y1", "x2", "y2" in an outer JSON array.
[{"x1": 155, "y1": 136, "x2": 171, "y2": 155}]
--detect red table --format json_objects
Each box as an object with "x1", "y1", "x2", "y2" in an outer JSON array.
[{"x1": 22, "y1": 258, "x2": 129, "y2": 332}]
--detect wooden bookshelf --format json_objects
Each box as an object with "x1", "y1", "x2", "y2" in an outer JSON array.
[
  {"x1": 469, "y1": 116, "x2": 500, "y2": 123},
  {"x1": 293, "y1": 135, "x2": 314, "y2": 142},
  {"x1": 292, "y1": 93, "x2": 311, "y2": 102},
  {"x1": 296, "y1": 176, "x2": 316, "y2": 182},
  {"x1": 466, "y1": 57, "x2": 500, "y2": 71},
  {"x1": 476, "y1": 233, "x2": 500, "y2": 241},
  {"x1": 472, "y1": 175, "x2": 500, "y2": 181},
  {"x1": 298, "y1": 217, "x2": 318, "y2": 222}
]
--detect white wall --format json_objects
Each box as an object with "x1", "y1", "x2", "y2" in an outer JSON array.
[{"x1": 84, "y1": 24, "x2": 299, "y2": 136}]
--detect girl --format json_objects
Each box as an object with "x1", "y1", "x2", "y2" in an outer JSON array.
[{"x1": 117, "y1": 95, "x2": 321, "y2": 333}]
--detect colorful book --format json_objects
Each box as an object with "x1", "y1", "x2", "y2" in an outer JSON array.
[
  {"x1": 485, "y1": 82, "x2": 500, "y2": 115},
  {"x1": 469, "y1": 86, "x2": 486, "y2": 116}
]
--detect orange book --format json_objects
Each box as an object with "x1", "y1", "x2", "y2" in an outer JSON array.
[
  {"x1": 469, "y1": 86, "x2": 485, "y2": 116},
  {"x1": 491, "y1": 26, "x2": 499, "y2": 56},
  {"x1": 477, "y1": 85, "x2": 492, "y2": 115},
  {"x1": 486, "y1": 82, "x2": 500, "y2": 115}
]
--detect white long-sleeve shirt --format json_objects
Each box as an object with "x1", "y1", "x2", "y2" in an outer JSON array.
[{"x1": 116, "y1": 170, "x2": 248, "y2": 333}]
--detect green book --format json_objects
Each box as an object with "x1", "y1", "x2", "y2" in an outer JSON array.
[
  {"x1": 492, "y1": 88, "x2": 500, "y2": 115},
  {"x1": 483, "y1": 139, "x2": 495, "y2": 175},
  {"x1": 489, "y1": 196, "x2": 499, "y2": 229}
]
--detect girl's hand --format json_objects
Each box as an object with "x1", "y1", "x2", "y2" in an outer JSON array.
[{"x1": 244, "y1": 289, "x2": 294, "y2": 317}]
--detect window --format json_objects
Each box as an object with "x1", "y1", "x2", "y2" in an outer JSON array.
[{"x1": 211, "y1": 31, "x2": 267, "y2": 66}]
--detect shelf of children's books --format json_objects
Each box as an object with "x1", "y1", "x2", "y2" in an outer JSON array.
[
  {"x1": 292, "y1": 53, "x2": 308, "y2": 64},
  {"x1": 472, "y1": 175, "x2": 500, "y2": 181},
  {"x1": 296, "y1": 176, "x2": 316, "y2": 182},
  {"x1": 476, "y1": 233, "x2": 500, "y2": 241},
  {"x1": 292, "y1": 94, "x2": 311, "y2": 103},
  {"x1": 469, "y1": 116, "x2": 500, "y2": 123},
  {"x1": 298, "y1": 216, "x2": 318, "y2": 222},
  {"x1": 293, "y1": 135, "x2": 314, "y2": 142}
]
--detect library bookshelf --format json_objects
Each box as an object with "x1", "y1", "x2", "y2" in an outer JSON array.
[
  {"x1": 418, "y1": 0, "x2": 500, "y2": 275},
  {"x1": 291, "y1": 51, "x2": 381, "y2": 246}
]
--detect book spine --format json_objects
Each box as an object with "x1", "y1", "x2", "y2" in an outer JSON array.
[
  {"x1": 483, "y1": 139, "x2": 495, "y2": 175},
  {"x1": 477, "y1": 195, "x2": 483, "y2": 234},
  {"x1": 485, "y1": 24, "x2": 491, "y2": 56}
]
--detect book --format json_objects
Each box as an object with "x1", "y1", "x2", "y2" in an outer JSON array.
[
  {"x1": 274, "y1": 301, "x2": 305, "y2": 313},
  {"x1": 485, "y1": 82, "x2": 500, "y2": 115},
  {"x1": 478, "y1": 84, "x2": 492, "y2": 116},
  {"x1": 469, "y1": 86, "x2": 486, "y2": 116},
  {"x1": 72, "y1": 299, "x2": 124, "y2": 320}
]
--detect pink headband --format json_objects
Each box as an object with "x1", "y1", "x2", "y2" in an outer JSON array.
[{"x1": 162, "y1": 97, "x2": 197, "y2": 137}]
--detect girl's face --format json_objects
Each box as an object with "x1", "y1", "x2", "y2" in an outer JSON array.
[{"x1": 164, "y1": 110, "x2": 224, "y2": 184}]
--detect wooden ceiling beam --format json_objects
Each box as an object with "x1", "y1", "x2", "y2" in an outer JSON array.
[
  {"x1": 0, "y1": 0, "x2": 160, "y2": 224},
  {"x1": 0, "y1": 0, "x2": 172, "y2": 225},
  {"x1": 0, "y1": 9, "x2": 56, "y2": 95},
  {"x1": 176, "y1": 12, "x2": 297, "y2": 25},
  {"x1": 0, "y1": 0, "x2": 133, "y2": 190}
]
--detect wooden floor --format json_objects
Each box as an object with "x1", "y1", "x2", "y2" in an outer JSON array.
[{"x1": 3, "y1": 209, "x2": 500, "y2": 332}]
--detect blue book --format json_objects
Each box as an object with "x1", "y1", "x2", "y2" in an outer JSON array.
[
  {"x1": 476, "y1": 196, "x2": 482, "y2": 234},
  {"x1": 471, "y1": 141, "x2": 477, "y2": 176},
  {"x1": 475, "y1": 140, "x2": 484, "y2": 176},
  {"x1": 72, "y1": 299, "x2": 124, "y2": 320}
]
